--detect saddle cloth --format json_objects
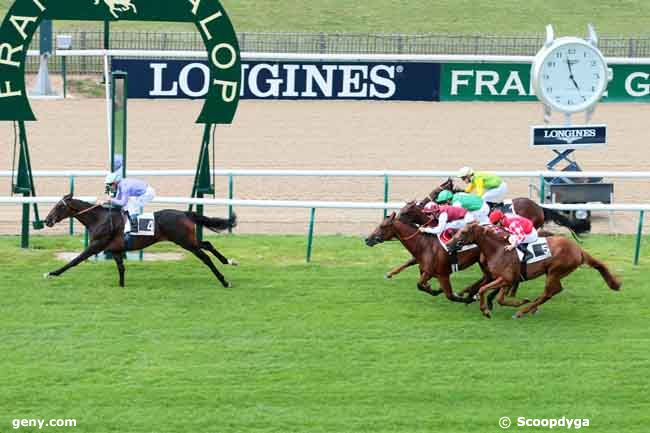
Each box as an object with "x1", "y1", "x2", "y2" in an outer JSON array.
[
  {"x1": 516, "y1": 237, "x2": 552, "y2": 265},
  {"x1": 124, "y1": 213, "x2": 155, "y2": 236},
  {"x1": 437, "y1": 228, "x2": 478, "y2": 253}
]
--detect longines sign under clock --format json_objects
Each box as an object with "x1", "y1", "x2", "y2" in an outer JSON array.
[{"x1": 530, "y1": 125, "x2": 607, "y2": 149}]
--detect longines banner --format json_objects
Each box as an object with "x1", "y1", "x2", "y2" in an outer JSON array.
[
  {"x1": 112, "y1": 59, "x2": 441, "y2": 101},
  {"x1": 440, "y1": 63, "x2": 650, "y2": 103}
]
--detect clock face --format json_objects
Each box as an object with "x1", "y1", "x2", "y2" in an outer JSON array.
[{"x1": 535, "y1": 39, "x2": 608, "y2": 113}]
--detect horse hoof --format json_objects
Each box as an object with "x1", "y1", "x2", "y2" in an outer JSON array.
[
  {"x1": 43, "y1": 272, "x2": 53, "y2": 280},
  {"x1": 481, "y1": 310, "x2": 492, "y2": 319},
  {"x1": 225, "y1": 282, "x2": 233, "y2": 288},
  {"x1": 511, "y1": 314, "x2": 520, "y2": 320},
  {"x1": 228, "y1": 259, "x2": 239, "y2": 266},
  {"x1": 384, "y1": 273, "x2": 392, "y2": 279},
  {"x1": 473, "y1": 294, "x2": 479, "y2": 301}
]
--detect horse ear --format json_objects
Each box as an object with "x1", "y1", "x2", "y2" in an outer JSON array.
[
  {"x1": 389, "y1": 211, "x2": 396, "y2": 220},
  {"x1": 63, "y1": 192, "x2": 73, "y2": 200}
]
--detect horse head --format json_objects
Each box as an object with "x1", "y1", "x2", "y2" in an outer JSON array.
[
  {"x1": 447, "y1": 222, "x2": 482, "y2": 253},
  {"x1": 365, "y1": 212, "x2": 398, "y2": 246},
  {"x1": 428, "y1": 177, "x2": 455, "y2": 202},
  {"x1": 45, "y1": 193, "x2": 75, "y2": 227},
  {"x1": 399, "y1": 200, "x2": 431, "y2": 226}
]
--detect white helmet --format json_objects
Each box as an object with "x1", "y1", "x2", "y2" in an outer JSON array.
[
  {"x1": 458, "y1": 167, "x2": 474, "y2": 178},
  {"x1": 104, "y1": 171, "x2": 121, "y2": 184}
]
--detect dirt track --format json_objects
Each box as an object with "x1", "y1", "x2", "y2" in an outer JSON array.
[{"x1": 1, "y1": 97, "x2": 648, "y2": 236}]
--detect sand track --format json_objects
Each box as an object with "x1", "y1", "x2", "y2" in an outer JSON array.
[{"x1": 1, "y1": 98, "x2": 648, "y2": 236}]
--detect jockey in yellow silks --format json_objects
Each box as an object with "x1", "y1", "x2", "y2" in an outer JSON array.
[{"x1": 457, "y1": 167, "x2": 508, "y2": 207}]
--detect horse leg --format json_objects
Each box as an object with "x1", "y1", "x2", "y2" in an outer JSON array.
[
  {"x1": 495, "y1": 286, "x2": 530, "y2": 307},
  {"x1": 188, "y1": 247, "x2": 231, "y2": 288},
  {"x1": 416, "y1": 272, "x2": 443, "y2": 297},
  {"x1": 386, "y1": 257, "x2": 417, "y2": 279},
  {"x1": 459, "y1": 275, "x2": 487, "y2": 298},
  {"x1": 45, "y1": 240, "x2": 109, "y2": 279},
  {"x1": 113, "y1": 253, "x2": 125, "y2": 287},
  {"x1": 438, "y1": 275, "x2": 472, "y2": 304},
  {"x1": 201, "y1": 241, "x2": 238, "y2": 266},
  {"x1": 514, "y1": 276, "x2": 563, "y2": 319},
  {"x1": 476, "y1": 277, "x2": 507, "y2": 318}
]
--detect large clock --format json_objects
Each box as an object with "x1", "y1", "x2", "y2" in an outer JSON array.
[{"x1": 532, "y1": 36, "x2": 608, "y2": 114}]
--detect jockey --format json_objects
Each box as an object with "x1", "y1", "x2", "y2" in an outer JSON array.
[
  {"x1": 419, "y1": 203, "x2": 472, "y2": 235},
  {"x1": 103, "y1": 172, "x2": 156, "y2": 233},
  {"x1": 489, "y1": 210, "x2": 538, "y2": 252},
  {"x1": 435, "y1": 190, "x2": 490, "y2": 225},
  {"x1": 457, "y1": 167, "x2": 508, "y2": 208}
]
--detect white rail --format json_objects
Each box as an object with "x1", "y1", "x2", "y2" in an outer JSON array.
[
  {"x1": 44, "y1": 49, "x2": 650, "y2": 65},
  {"x1": 1, "y1": 169, "x2": 650, "y2": 179},
  {"x1": 2, "y1": 196, "x2": 649, "y2": 211}
]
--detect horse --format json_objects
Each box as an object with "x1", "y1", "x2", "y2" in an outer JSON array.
[
  {"x1": 446, "y1": 223, "x2": 621, "y2": 319},
  {"x1": 43, "y1": 193, "x2": 238, "y2": 288},
  {"x1": 365, "y1": 211, "x2": 484, "y2": 305},
  {"x1": 420, "y1": 178, "x2": 590, "y2": 235},
  {"x1": 95, "y1": 0, "x2": 137, "y2": 18},
  {"x1": 385, "y1": 200, "x2": 551, "y2": 282}
]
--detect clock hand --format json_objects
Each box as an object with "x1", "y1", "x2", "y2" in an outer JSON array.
[{"x1": 566, "y1": 58, "x2": 581, "y2": 91}]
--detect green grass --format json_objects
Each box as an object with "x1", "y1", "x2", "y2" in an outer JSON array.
[
  {"x1": 2, "y1": 0, "x2": 650, "y2": 34},
  {"x1": 0, "y1": 234, "x2": 649, "y2": 433}
]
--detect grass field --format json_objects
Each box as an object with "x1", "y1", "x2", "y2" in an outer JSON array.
[
  {"x1": 1, "y1": 233, "x2": 649, "y2": 433},
  {"x1": 2, "y1": 0, "x2": 650, "y2": 34}
]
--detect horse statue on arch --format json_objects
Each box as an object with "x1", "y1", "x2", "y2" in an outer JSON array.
[{"x1": 95, "y1": 0, "x2": 137, "y2": 18}]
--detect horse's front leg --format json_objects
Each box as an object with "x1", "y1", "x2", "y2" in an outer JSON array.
[
  {"x1": 386, "y1": 257, "x2": 417, "y2": 279},
  {"x1": 476, "y1": 277, "x2": 507, "y2": 318},
  {"x1": 113, "y1": 253, "x2": 125, "y2": 287},
  {"x1": 45, "y1": 240, "x2": 109, "y2": 279},
  {"x1": 438, "y1": 275, "x2": 472, "y2": 304},
  {"x1": 416, "y1": 271, "x2": 443, "y2": 297}
]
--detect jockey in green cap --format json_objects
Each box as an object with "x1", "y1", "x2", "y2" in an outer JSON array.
[{"x1": 435, "y1": 190, "x2": 490, "y2": 225}]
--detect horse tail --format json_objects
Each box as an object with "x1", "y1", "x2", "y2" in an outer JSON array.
[
  {"x1": 582, "y1": 251, "x2": 621, "y2": 291},
  {"x1": 186, "y1": 212, "x2": 237, "y2": 233},
  {"x1": 543, "y1": 208, "x2": 591, "y2": 235}
]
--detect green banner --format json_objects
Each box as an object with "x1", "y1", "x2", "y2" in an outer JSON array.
[
  {"x1": 441, "y1": 62, "x2": 650, "y2": 103},
  {"x1": 440, "y1": 63, "x2": 536, "y2": 101},
  {"x1": 0, "y1": 0, "x2": 241, "y2": 124},
  {"x1": 607, "y1": 65, "x2": 650, "y2": 102}
]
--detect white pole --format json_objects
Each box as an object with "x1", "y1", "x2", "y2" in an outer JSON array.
[{"x1": 103, "y1": 53, "x2": 111, "y2": 173}]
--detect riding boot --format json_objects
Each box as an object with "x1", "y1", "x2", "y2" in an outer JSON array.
[
  {"x1": 129, "y1": 214, "x2": 139, "y2": 234},
  {"x1": 517, "y1": 244, "x2": 529, "y2": 281},
  {"x1": 448, "y1": 250, "x2": 459, "y2": 273}
]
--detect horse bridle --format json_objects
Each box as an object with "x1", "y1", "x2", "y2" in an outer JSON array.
[
  {"x1": 396, "y1": 214, "x2": 436, "y2": 242},
  {"x1": 60, "y1": 197, "x2": 102, "y2": 218}
]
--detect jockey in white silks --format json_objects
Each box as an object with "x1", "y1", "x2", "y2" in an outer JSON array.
[{"x1": 103, "y1": 172, "x2": 155, "y2": 233}]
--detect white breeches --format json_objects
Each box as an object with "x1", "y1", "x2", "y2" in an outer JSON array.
[
  {"x1": 467, "y1": 203, "x2": 491, "y2": 225},
  {"x1": 510, "y1": 229, "x2": 539, "y2": 247},
  {"x1": 126, "y1": 187, "x2": 155, "y2": 215},
  {"x1": 482, "y1": 182, "x2": 508, "y2": 203},
  {"x1": 445, "y1": 219, "x2": 467, "y2": 231}
]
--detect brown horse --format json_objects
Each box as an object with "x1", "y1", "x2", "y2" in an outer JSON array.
[
  {"x1": 421, "y1": 178, "x2": 590, "y2": 235},
  {"x1": 447, "y1": 223, "x2": 621, "y2": 319},
  {"x1": 385, "y1": 200, "x2": 549, "y2": 282},
  {"x1": 43, "y1": 193, "x2": 238, "y2": 288},
  {"x1": 366, "y1": 212, "x2": 484, "y2": 304}
]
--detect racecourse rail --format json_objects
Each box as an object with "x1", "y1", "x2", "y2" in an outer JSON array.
[{"x1": 1, "y1": 168, "x2": 648, "y2": 264}]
